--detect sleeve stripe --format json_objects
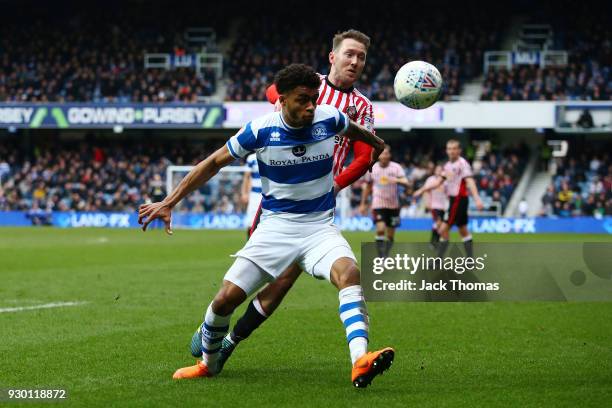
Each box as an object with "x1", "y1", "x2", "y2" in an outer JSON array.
[
  {"x1": 341, "y1": 112, "x2": 350, "y2": 134},
  {"x1": 226, "y1": 140, "x2": 240, "y2": 159}
]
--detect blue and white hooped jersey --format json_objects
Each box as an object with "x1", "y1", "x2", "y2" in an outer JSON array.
[
  {"x1": 227, "y1": 104, "x2": 349, "y2": 222},
  {"x1": 245, "y1": 154, "x2": 262, "y2": 194}
]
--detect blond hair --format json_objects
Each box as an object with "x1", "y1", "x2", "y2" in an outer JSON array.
[{"x1": 332, "y1": 29, "x2": 371, "y2": 51}]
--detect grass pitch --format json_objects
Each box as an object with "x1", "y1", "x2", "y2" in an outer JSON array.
[{"x1": 1, "y1": 228, "x2": 611, "y2": 407}]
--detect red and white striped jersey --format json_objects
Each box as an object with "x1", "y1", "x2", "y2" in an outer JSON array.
[
  {"x1": 364, "y1": 161, "x2": 405, "y2": 209},
  {"x1": 443, "y1": 157, "x2": 473, "y2": 197},
  {"x1": 316, "y1": 74, "x2": 374, "y2": 177},
  {"x1": 423, "y1": 175, "x2": 448, "y2": 210}
]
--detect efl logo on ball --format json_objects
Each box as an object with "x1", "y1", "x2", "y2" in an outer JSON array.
[{"x1": 394, "y1": 61, "x2": 443, "y2": 110}]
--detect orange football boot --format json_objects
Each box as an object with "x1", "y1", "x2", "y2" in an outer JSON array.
[
  {"x1": 351, "y1": 347, "x2": 395, "y2": 388},
  {"x1": 172, "y1": 360, "x2": 213, "y2": 380}
]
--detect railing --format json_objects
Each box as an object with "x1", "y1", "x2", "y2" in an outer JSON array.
[
  {"x1": 470, "y1": 201, "x2": 503, "y2": 218},
  {"x1": 484, "y1": 50, "x2": 568, "y2": 72}
]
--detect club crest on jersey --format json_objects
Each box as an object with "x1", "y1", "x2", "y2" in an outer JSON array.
[
  {"x1": 311, "y1": 124, "x2": 327, "y2": 140},
  {"x1": 346, "y1": 106, "x2": 358, "y2": 120},
  {"x1": 292, "y1": 145, "x2": 306, "y2": 157}
]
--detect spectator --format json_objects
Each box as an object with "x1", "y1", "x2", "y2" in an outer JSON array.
[
  {"x1": 545, "y1": 142, "x2": 612, "y2": 217},
  {"x1": 577, "y1": 109, "x2": 594, "y2": 128},
  {"x1": 518, "y1": 198, "x2": 529, "y2": 217}
]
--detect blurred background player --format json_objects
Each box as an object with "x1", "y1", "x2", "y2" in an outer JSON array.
[
  {"x1": 359, "y1": 145, "x2": 410, "y2": 257},
  {"x1": 240, "y1": 153, "x2": 262, "y2": 238},
  {"x1": 415, "y1": 140, "x2": 483, "y2": 257},
  {"x1": 201, "y1": 29, "x2": 380, "y2": 370},
  {"x1": 420, "y1": 165, "x2": 448, "y2": 248}
]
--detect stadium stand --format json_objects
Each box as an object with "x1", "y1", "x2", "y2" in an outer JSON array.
[
  {"x1": 0, "y1": 137, "x2": 238, "y2": 213},
  {"x1": 542, "y1": 142, "x2": 612, "y2": 217},
  {"x1": 0, "y1": 137, "x2": 528, "y2": 216},
  {"x1": 0, "y1": 1, "x2": 505, "y2": 103},
  {"x1": 481, "y1": 3, "x2": 611, "y2": 101},
  {"x1": 225, "y1": 1, "x2": 501, "y2": 102},
  {"x1": 0, "y1": 1, "x2": 225, "y2": 103},
  {"x1": 1, "y1": 1, "x2": 609, "y2": 103}
]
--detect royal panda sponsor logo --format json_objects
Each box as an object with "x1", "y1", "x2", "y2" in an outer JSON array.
[
  {"x1": 292, "y1": 145, "x2": 306, "y2": 157},
  {"x1": 269, "y1": 152, "x2": 331, "y2": 166}
]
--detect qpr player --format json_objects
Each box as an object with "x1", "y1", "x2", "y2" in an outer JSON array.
[
  {"x1": 209, "y1": 29, "x2": 381, "y2": 374},
  {"x1": 138, "y1": 64, "x2": 394, "y2": 388}
]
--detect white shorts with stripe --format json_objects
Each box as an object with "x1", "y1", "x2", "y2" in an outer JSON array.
[{"x1": 225, "y1": 217, "x2": 356, "y2": 294}]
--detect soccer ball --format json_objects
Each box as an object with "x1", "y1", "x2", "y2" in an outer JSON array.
[{"x1": 393, "y1": 61, "x2": 443, "y2": 109}]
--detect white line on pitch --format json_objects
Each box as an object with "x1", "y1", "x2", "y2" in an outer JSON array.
[{"x1": 0, "y1": 301, "x2": 88, "y2": 314}]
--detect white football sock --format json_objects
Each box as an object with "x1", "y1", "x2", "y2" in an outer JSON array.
[
  {"x1": 201, "y1": 303, "x2": 231, "y2": 371},
  {"x1": 338, "y1": 285, "x2": 369, "y2": 364}
]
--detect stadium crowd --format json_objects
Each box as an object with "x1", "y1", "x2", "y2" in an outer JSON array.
[
  {"x1": 2, "y1": 1, "x2": 609, "y2": 103},
  {"x1": 480, "y1": 64, "x2": 611, "y2": 102},
  {"x1": 542, "y1": 145, "x2": 612, "y2": 217},
  {"x1": 0, "y1": 139, "x2": 238, "y2": 214},
  {"x1": 225, "y1": 1, "x2": 501, "y2": 102},
  {"x1": 0, "y1": 1, "x2": 504, "y2": 104},
  {"x1": 481, "y1": 3, "x2": 612, "y2": 101},
  {"x1": 1, "y1": 138, "x2": 528, "y2": 217},
  {"x1": 0, "y1": 2, "x2": 223, "y2": 103}
]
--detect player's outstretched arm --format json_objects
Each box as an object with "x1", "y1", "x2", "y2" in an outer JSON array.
[
  {"x1": 240, "y1": 170, "x2": 251, "y2": 205},
  {"x1": 344, "y1": 121, "x2": 385, "y2": 165},
  {"x1": 414, "y1": 176, "x2": 444, "y2": 197},
  {"x1": 359, "y1": 181, "x2": 372, "y2": 215},
  {"x1": 395, "y1": 176, "x2": 411, "y2": 188},
  {"x1": 138, "y1": 146, "x2": 235, "y2": 233},
  {"x1": 465, "y1": 176, "x2": 484, "y2": 210}
]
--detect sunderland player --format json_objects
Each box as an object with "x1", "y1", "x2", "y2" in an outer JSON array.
[
  {"x1": 139, "y1": 65, "x2": 393, "y2": 388},
  {"x1": 240, "y1": 153, "x2": 261, "y2": 237},
  {"x1": 417, "y1": 165, "x2": 448, "y2": 247},
  {"x1": 415, "y1": 140, "x2": 483, "y2": 257},
  {"x1": 359, "y1": 145, "x2": 410, "y2": 257},
  {"x1": 205, "y1": 29, "x2": 379, "y2": 369}
]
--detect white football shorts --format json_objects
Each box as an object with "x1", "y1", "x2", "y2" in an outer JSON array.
[{"x1": 224, "y1": 217, "x2": 356, "y2": 295}]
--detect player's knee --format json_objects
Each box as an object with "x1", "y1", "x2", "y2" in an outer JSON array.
[
  {"x1": 331, "y1": 262, "x2": 361, "y2": 289},
  {"x1": 212, "y1": 284, "x2": 246, "y2": 316}
]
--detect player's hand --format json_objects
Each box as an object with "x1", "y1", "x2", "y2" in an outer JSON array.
[
  {"x1": 475, "y1": 198, "x2": 484, "y2": 211},
  {"x1": 138, "y1": 201, "x2": 173, "y2": 234},
  {"x1": 413, "y1": 189, "x2": 423, "y2": 198},
  {"x1": 240, "y1": 193, "x2": 249, "y2": 205},
  {"x1": 333, "y1": 182, "x2": 341, "y2": 196},
  {"x1": 368, "y1": 142, "x2": 384, "y2": 170}
]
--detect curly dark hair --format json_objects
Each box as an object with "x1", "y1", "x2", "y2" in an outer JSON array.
[{"x1": 274, "y1": 64, "x2": 320, "y2": 95}]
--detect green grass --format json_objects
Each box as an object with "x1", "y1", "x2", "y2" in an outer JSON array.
[{"x1": 1, "y1": 228, "x2": 611, "y2": 407}]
